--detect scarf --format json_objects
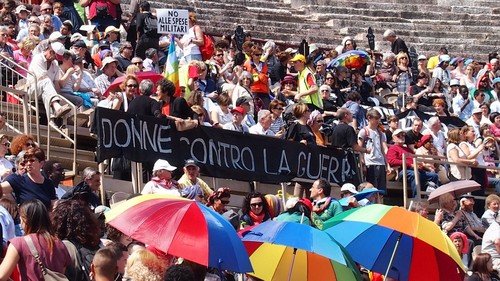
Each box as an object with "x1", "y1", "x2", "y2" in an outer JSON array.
[
  {"x1": 313, "y1": 197, "x2": 332, "y2": 213},
  {"x1": 249, "y1": 211, "x2": 265, "y2": 225},
  {"x1": 151, "y1": 176, "x2": 176, "y2": 189}
]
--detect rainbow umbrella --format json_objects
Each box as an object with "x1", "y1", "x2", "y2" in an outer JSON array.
[
  {"x1": 323, "y1": 204, "x2": 465, "y2": 281},
  {"x1": 242, "y1": 220, "x2": 362, "y2": 281},
  {"x1": 327, "y1": 50, "x2": 371, "y2": 70},
  {"x1": 105, "y1": 194, "x2": 252, "y2": 273}
]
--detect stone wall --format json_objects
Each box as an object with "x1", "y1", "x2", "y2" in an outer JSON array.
[{"x1": 127, "y1": 0, "x2": 499, "y2": 61}]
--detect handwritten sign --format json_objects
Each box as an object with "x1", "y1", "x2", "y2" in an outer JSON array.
[{"x1": 156, "y1": 9, "x2": 189, "y2": 35}]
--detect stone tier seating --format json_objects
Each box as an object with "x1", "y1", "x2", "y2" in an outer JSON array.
[{"x1": 131, "y1": 0, "x2": 500, "y2": 61}]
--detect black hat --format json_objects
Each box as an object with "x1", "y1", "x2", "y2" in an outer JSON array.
[
  {"x1": 235, "y1": 96, "x2": 252, "y2": 106},
  {"x1": 99, "y1": 40, "x2": 110, "y2": 49},
  {"x1": 459, "y1": 193, "x2": 475, "y2": 199},
  {"x1": 184, "y1": 159, "x2": 198, "y2": 168},
  {"x1": 73, "y1": 40, "x2": 87, "y2": 49}
]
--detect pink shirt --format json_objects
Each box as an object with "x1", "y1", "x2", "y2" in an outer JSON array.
[
  {"x1": 13, "y1": 49, "x2": 31, "y2": 77},
  {"x1": 10, "y1": 233, "x2": 71, "y2": 280},
  {"x1": 490, "y1": 123, "x2": 500, "y2": 138}
]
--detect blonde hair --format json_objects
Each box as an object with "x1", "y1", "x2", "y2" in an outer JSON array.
[
  {"x1": 439, "y1": 193, "x2": 455, "y2": 208},
  {"x1": 126, "y1": 64, "x2": 140, "y2": 74},
  {"x1": 396, "y1": 52, "x2": 409, "y2": 64},
  {"x1": 19, "y1": 36, "x2": 39, "y2": 51},
  {"x1": 125, "y1": 249, "x2": 166, "y2": 281}
]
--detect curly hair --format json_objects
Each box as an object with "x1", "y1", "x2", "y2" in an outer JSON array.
[
  {"x1": 241, "y1": 192, "x2": 270, "y2": 217},
  {"x1": 51, "y1": 200, "x2": 101, "y2": 249},
  {"x1": 156, "y1": 78, "x2": 176, "y2": 97},
  {"x1": 125, "y1": 249, "x2": 166, "y2": 281},
  {"x1": 10, "y1": 134, "x2": 36, "y2": 156}
]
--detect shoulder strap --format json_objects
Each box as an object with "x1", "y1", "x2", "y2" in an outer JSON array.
[
  {"x1": 24, "y1": 235, "x2": 40, "y2": 258},
  {"x1": 24, "y1": 235, "x2": 47, "y2": 274}
]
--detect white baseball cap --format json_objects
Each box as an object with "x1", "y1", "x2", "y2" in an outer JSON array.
[{"x1": 340, "y1": 183, "x2": 358, "y2": 194}]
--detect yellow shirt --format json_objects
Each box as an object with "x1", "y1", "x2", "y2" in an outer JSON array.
[
  {"x1": 427, "y1": 55, "x2": 440, "y2": 70},
  {"x1": 178, "y1": 174, "x2": 214, "y2": 202}
]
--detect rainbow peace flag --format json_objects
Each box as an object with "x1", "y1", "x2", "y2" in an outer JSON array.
[{"x1": 164, "y1": 35, "x2": 180, "y2": 97}]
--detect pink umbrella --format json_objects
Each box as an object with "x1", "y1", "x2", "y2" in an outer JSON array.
[{"x1": 427, "y1": 180, "x2": 480, "y2": 203}]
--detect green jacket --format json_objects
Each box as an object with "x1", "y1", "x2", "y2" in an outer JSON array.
[
  {"x1": 311, "y1": 197, "x2": 343, "y2": 230},
  {"x1": 275, "y1": 212, "x2": 311, "y2": 226}
]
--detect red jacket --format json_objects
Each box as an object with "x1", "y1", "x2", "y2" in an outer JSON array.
[{"x1": 387, "y1": 144, "x2": 414, "y2": 168}]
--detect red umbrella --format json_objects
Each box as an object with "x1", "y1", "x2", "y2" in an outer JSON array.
[
  {"x1": 427, "y1": 180, "x2": 480, "y2": 203},
  {"x1": 103, "y1": 71, "x2": 164, "y2": 97}
]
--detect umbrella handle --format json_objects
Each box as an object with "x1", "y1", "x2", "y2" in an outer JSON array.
[
  {"x1": 287, "y1": 248, "x2": 298, "y2": 281},
  {"x1": 383, "y1": 232, "x2": 403, "y2": 281}
]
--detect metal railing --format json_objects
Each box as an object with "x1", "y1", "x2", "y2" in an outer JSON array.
[
  {"x1": 0, "y1": 53, "x2": 77, "y2": 175},
  {"x1": 400, "y1": 152, "x2": 500, "y2": 207}
]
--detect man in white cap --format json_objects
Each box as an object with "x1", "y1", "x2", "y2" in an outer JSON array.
[
  {"x1": 432, "y1": 54, "x2": 451, "y2": 88},
  {"x1": 466, "y1": 108, "x2": 483, "y2": 138},
  {"x1": 340, "y1": 183, "x2": 358, "y2": 198},
  {"x1": 28, "y1": 41, "x2": 72, "y2": 119},
  {"x1": 140, "y1": 159, "x2": 180, "y2": 196},
  {"x1": 15, "y1": 5, "x2": 30, "y2": 31},
  {"x1": 95, "y1": 57, "x2": 119, "y2": 95}
]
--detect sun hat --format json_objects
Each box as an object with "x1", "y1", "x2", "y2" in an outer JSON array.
[{"x1": 152, "y1": 159, "x2": 176, "y2": 172}]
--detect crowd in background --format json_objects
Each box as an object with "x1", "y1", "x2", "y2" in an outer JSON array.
[{"x1": 0, "y1": 0, "x2": 497, "y2": 280}]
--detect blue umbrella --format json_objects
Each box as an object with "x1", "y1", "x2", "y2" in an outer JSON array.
[
  {"x1": 338, "y1": 188, "x2": 386, "y2": 206},
  {"x1": 242, "y1": 220, "x2": 362, "y2": 281}
]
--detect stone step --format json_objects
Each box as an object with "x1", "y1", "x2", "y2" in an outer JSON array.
[
  {"x1": 299, "y1": 5, "x2": 500, "y2": 22},
  {"x1": 325, "y1": 18, "x2": 497, "y2": 36}
]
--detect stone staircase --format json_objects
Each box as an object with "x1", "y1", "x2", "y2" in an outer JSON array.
[{"x1": 132, "y1": 0, "x2": 500, "y2": 61}]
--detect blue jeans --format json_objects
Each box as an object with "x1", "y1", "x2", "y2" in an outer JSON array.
[
  {"x1": 399, "y1": 170, "x2": 440, "y2": 197},
  {"x1": 185, "y1": 54, "x2": 203, "y2": 63},
  {"x1": 489, "y1": 177, "x2": 500, "y2": 193}
]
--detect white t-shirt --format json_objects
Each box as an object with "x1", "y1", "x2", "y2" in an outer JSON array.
[
  {"x1": 357, "y1": 127, "x2": 386, "y2": 166},
  {"x1": 482, "y1": 222, "x2": 500, "y2": 265},
  {"x1": 180, "y1": 26, "x2": 201, "y2": 56},
  {"x1": 140, "y1": 181, "x2": 181, "y2": 196}
]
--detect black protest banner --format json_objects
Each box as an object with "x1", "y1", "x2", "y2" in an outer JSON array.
[{"x1": 94, "y1": 108, "x2": 360, "y2": 184}]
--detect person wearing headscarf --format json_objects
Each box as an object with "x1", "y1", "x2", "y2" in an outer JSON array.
[{"x1": 206, "y1": 187, "x2": 231, "y2": 215}]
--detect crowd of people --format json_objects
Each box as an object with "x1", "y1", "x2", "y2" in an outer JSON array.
[{"x1": 0, "y1": 0, "x2": 497, "y2": 280}]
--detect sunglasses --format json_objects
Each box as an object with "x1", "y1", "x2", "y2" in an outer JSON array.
[
  {"x1": 254, "y1": 53, "x2": 262, "y2": 56},
  {"x1": 133, "y1": 62, "x2": 143, "y2": 65},
  {"x1": 26, "y1": 142, "x2": 35, "y2": 147},
  {"x1": 250, "y1": 202, "x2": 263, "y2": 207},
  {"x1": 1, "y1": 142, "x2": 9, "y2": 147},
  {"x1": 127, "y1": 84, "x2": 138, "y2": 88},
  {"x1": 326, "y1": 77, "x2": 334, "y2": 80},
  {"x1": 275, "y1": 107, "x2": 284, "y2": 111},
  {"x1": 220, "y1": 200, "x2": 230, "y2": 204},
  {"x1": 215, "y1": 54, "x2": 223, "y2": 57}
]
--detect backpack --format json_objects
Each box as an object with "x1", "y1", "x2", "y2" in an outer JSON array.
[
  {"x1": 200, "y1": 33, "x2": 214, "y2": 61},
  {"x1": 143, "y1": 13, "x2": 159, "y2": 37}
]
